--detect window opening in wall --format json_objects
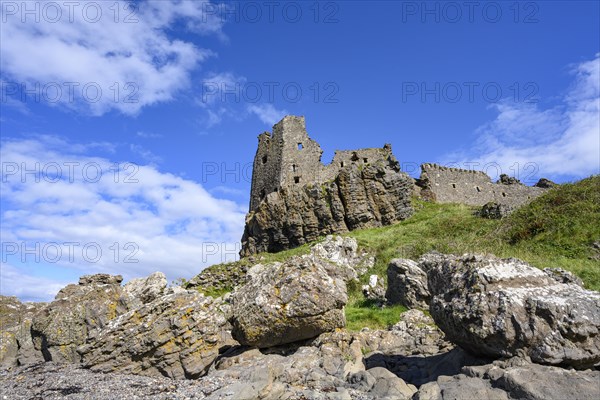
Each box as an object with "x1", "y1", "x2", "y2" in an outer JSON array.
[
  {"x1": 452, "y1": 183, "x2": 456, "y2": 188},
  {"x1": 292, "y1": 164, "x2": 297, "y2": 172},
  {"x1": 340, "y1": 162, "x2": 344, "y2": 167},
  {"x1": 294, "y1": 176, "x2": 300, "y2": 184},
  {"x1": 351, "y1": 152, "x2": 359, "y2": 162},
  {"x1": 363, "y1": 158, "x2": 368, "y2": 163},
  {"x1": 502, "y1": 192, "x2": 507, "y2": 197},
  {"x1": 297, "y1": 143, "x2": 303, "y2": 150},
  {"x1": 262, "y1": 155, "x2": 267, "y2": 164},
  {"x1": 476, "y1": 186, "x2": 481, "y2": 192}
]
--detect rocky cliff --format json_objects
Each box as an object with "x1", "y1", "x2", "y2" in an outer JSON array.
[{"x1": 241, "y1": 159, "x2": 414, "y2": 256}]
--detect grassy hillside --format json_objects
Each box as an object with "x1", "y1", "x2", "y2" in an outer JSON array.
[
  {"x1": 348, "y1": 175, "x2": 599, "y2": 291},
  {"x1": 189, "y1": 176, "x2": 600, "y2": 330}
]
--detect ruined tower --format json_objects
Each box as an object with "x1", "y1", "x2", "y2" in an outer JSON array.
[{"x1": 249, "y1": 116, "x2": 323, "y2": 211}]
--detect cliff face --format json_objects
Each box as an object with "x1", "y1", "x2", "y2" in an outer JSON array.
[{"x1": 240, "y1": 159, "x2": 413, "y2": 257}]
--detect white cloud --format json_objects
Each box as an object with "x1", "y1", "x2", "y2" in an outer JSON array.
[
  {"x1": 1, "y1": 135, "x2": 246, "y2": 301},
  {"x1": 445, "y1": 54, "x2": 600, "y2": 182},
  {"x1": 0, "y1": 263, "x2": 69, "y2": 303},
  {"x1": 130, "y1": 143, "x2": 163, "y2": 164},
  {"x1": 197, "y1": 72, "x2": 289, "y2": 127},
  {"x1": 136, "y1": 131, "x2": 163, "y2": 139},
  {"x1": 247, "y1": 104, "x2": 289, "y2": 126},
  {"x1": 0, "y1": 1, "x2": 224, "y2": 115}
]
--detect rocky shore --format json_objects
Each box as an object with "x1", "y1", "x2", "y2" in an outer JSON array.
[{"x1": 2, "y1": 236, "x2": 599, "y2": 399}]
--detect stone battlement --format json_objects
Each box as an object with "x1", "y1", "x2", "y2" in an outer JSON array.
[{"x1": 417, "y1": 163, "x2": 549, "y2": 207}]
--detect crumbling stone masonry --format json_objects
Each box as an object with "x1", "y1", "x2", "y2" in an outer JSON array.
[
  {"x1": 415, "y1": 163, "x2": 549, "y2": 207},
  {"x1": 241, "y1": 116, "x2": 414, "y2": 256}
]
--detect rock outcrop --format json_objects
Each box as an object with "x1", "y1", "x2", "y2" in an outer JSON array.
[
  {"x1": 229, "y1": 255, "x2": 348, "y2": 348},
  {"x1": 425, "y1": 253, "x2": 600, "y2": 368},
  {"x1": 241, "y1": 116, "x2": 414, "y2": 257},
  {"x1": 0, "y1": 296, "x2": 46, "y2": 367},
  {"x1": 478, "y1": 201, "x2": 514, "y2": 219},
  {"x1": 30, "y1": 274, "x2": 125, "y2": 363},
  {"x1": 79, "y1": 288, "x2": 234, "y2": 379},
  {"x1": 386, "y1": 258, "x2": 431, "y2": 308},
  {"x1": 241, "y1": 161, "x2": 414, "y2": 256}
]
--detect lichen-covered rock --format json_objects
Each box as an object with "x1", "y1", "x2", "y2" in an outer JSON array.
[
  {"x1": 426, "y1": 253, "x2": 600, "y2": 368},
  {"x1": 478, "y1": 202, "x2": 514, "y2": 219},
  {"x1": 385, "y1": 259, "x2": 430, "y2": 308},
  {"x1": 543, "y1": 267, "x2": 585, "y2": 287},
  {"x1": 311, "y1": 235, "x2": 375, "y2": 281},
  {"x1": 230, "y1": 255, "x2": 348, "y2": 348},
  {"x1": 358, "y1": 310, "x2": 451, "y2": 358},
  {"x1": 240, "y1": 161, "x2": 413, "y2": 256},
  {"x1": 120, "y1": 271, "x2": 167, "y2": 310},
  {"x1": 79, "y1": 288, "x2": 234, "y2": 379},
  {"x1": 30, "y1": 274, "x2": 125, "y2": 363},
  {"x1": 0, "y1": 296, "x2": 46, "y2": 367},
  {"x1": 187, "y1": 235, "x2": 373, "y2": 297}
]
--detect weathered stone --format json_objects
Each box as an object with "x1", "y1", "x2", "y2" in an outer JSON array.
[
  {"x1": 534, "y1": 178, "x2": 558, "y2": 188},
  {"x1": 31, "y1": 274, "x2": 125, "y2": 363},
  {"x1": 230, "y1": 255, "x2": 348, "y2": 348},
  {"x1": 497, "y1": 174, "x2": 522, "y2": 185},
  {"x1": 461, "y1": 357, "x2": 600, "y2": 400},
  {"x1": 434, "y1": 374, "x2": 510, "y2": 400},
  {"x1": 367, "y1": 367, "x2": 417, "y2": 399},
  {"x1": 416, "y1": 163, "x2": 548, "y2": 208},
  {"x1": 241, "y1": 116, "x2": 413, "y2": 256},
  {"x1": 120, "y1": 271, "x2": 167, "y2": 309},
  {"x1": 543, "y1": 267, "x2": 585, "y2": 287},
  {"x1": 478, "y1": 201, "x2": 514, "y2": 219},
  {"x1": 426, "y1": 253, "x2": 600, "y2": 368},
  {"x1": 359, "y1": 309, "x2": 452, "y2": 362},
  {"x1": 385, "y1": 259, "x2": 430, "y2": 308},
  {"x1": 79, "y1": 288, "x2": 234, "y2": 379},
  {"x1": 311, "y1": 235, "x2": 374, "y2": 282},
  {"x1": 346, "y1": 370, "x2": 376, "y2": 391},
  {"x1": 0, "y1": 296, "x2": 46, "y2": 367}
]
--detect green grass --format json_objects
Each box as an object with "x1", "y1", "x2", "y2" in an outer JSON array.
[
  {"x1": 347, "y1": 176, "x2": 600, "y2": 291},
  {"x1": 345, "y1": 302, "x2": 408, "y2": 331}
]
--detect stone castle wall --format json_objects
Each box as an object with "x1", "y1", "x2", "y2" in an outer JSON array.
[
  {"x1": 249, "y1": 116, "x2": 395, "y2": 212},
  {"x1": 417, "y1": 163, "x2": 548, "y2": 207}
]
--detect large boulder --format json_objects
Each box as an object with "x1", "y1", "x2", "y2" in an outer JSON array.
[
  {"x1": 79, "y1": 287, "x2": 234, "y2": 379},
  {"x1": 386, "y1": 259, "x2": 430, "y2": 308},
  {"x1": 230, "y1": 255, "x2": 348, "y2": 348},
  {"x1": 426, "y1": 253, "x2": 600, "y2": 368},
  {"x1": 30, "y1": 274, "x2": 126, "y2": 363}
]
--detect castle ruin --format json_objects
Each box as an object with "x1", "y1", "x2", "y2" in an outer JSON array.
[
  {"x1": 241, "y1": 116, "x2": 414, "y2": 256},
  {"x1": 249, "y1": 116, "x2": 395, "y2": 212},
  {"x1": 240, "y1": 115, "x2": 552, "y2": 256},
  {"x1": 416, "y1": 163, "x2": 549, "y2": 208}
]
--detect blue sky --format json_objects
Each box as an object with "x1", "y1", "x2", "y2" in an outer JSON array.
[{"x1": 1, "y1": 1, "x2": 599, "y2": 301}]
